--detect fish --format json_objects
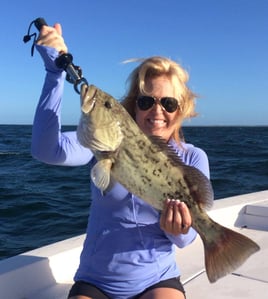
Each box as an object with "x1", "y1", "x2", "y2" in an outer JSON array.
[{"x1": 76, "y1": 84, "x2": 260, "y2": 283}]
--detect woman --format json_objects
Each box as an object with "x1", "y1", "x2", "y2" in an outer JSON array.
[{"x1": 32, "y1": 23, "x2": 210, "y2": 299}]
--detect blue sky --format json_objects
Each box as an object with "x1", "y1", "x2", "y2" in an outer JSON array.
[{"x1": 1, "y1": 0, "x2": 267, "y2": 126}]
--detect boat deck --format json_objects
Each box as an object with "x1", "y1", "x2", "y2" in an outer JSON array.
[
  {"x1": 1, "y1": 190, "x2": 268, "y2": 298},
  {"x1": 179, "y1": 192, "x2": 268, "y2": 298}
]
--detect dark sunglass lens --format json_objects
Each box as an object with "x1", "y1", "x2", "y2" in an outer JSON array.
[
  {"x1": 137, "y1": 96, "x2": 155, "y2": 110},
  {"x1": 161, "y1": 97, "x2": 178, "y2": 113}
]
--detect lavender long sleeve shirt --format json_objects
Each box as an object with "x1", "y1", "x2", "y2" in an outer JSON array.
[{"x1": 31, "y1": 45, "x2": 210, "y2": 299}]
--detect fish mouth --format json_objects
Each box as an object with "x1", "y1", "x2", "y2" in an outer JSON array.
[{"x1": 80, "y1": 84, "x2": 98, "y2": 114}]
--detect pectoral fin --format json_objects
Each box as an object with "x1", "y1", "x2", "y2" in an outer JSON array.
[{"x1": 91, "y1": 159, "x2": 113, "y2": 192}]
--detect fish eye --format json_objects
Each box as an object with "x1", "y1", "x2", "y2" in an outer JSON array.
[{"x1": 104, "y1": 101, "x2": 113, "y2": 109}]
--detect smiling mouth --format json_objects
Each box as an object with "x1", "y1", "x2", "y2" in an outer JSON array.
[
  {"x1": 147, "y1": 119, "x2": 167, "y2": 129},
  {"x1": 148, "y1": 119, "x2": 166, "y2": 124}
]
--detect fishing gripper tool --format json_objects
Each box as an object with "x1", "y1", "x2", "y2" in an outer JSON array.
[{"x1": 23, "y1": 17, "x2": 88, "y2": 94}]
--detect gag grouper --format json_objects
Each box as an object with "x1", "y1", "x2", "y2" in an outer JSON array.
[{"x1": 77, "y1": 84, "x2": 260, "y2": 283}]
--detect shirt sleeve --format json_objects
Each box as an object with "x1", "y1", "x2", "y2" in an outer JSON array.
[
  {"x1": 185, "y1": 146, "x2": 210, "y2": 179},
  {"x1": 31, "y1": 45, "x2": 92, "y2": 166},
  {"x1": 164, "y1": 144, "x2": 210, "y2": 248}
]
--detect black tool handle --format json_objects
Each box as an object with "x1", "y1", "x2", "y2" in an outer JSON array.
[
  {"x1": 33, "y1": 17, "x2": 74, "y2": 67},
  {"x1": 33, "y1": 17, "x2": 88, "y2": 94},
  {"x1": 34, "y1": 18, "x2": 48, "y2": 31},
  {"x1": 33, "y1": 18, "x2": 73, "y2": 68}
]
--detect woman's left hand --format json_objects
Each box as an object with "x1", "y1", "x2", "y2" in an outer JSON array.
[
  {"x1": 36, "y1": 23, "x2": 68, "y2": 54},
  {"x1": 160, "y1": 199, "x2": 192, "y2": 235}
]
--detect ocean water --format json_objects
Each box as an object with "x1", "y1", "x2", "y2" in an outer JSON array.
[{"x1": 0, "y1": 125, "x2": 268, "y2": 260}]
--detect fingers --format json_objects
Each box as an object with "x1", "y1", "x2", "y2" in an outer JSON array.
[
  {"x1": 36, "y1": 23, "x2": 68, "y2": 53},
  {"x1": 160, "y1": 199, "x2": 175, "y2": 233},
  {"x1": 178, "y1": 200, "x2": 192, "y2": 234},
  {"x1": 160, "y1": 199, "x2": 192, "y2": 235},
  {"x1": 54, "y1": 23, "x2": 62, "y2": 36}
]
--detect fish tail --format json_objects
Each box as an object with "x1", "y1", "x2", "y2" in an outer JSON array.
[{"x1": 199, "y1": 221, "x2": 260, "y2": 283}]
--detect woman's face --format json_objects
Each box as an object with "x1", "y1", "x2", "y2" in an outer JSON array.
[{"x1": 135, "y1": 75, "x2": 182, "y2": 141}]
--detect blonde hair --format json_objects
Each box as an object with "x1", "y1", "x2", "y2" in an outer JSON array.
[{"x1": 121, "y1": 56, "x2": 197, "y2": 144}]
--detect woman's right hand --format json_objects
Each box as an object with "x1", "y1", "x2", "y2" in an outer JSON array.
[{"x1": 36, "y1": 23, "x2": 68, "y2": 54}]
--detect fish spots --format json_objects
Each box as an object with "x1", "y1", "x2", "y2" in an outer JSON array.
[
  {"x1": 125, "y1": 148, "x2": 135, "y2": 162},
  {"x1": 137, "y1": 185, "x2": 146, "y2": 196},
  {"x1": 122, "y1": 126, "x2": 137, "y2": 138},
  {"x1": 166, "y1": 161, "x2": 171, "y2": 168},
  {"x1": 137, "y1": 140, "x2": 146, "y2": 150},
  {"x1": 150, "y1": 156, "x2": 160, "y2": 164},
  {"x1": 153, "y1": 168, "x2": 162, "y2": 177},
  {"x1": 162, "y1": 191, "x2": 185, "y2": 200},
  {"x1": 140, "y1": 156, "x2": 149, "y2": 164},
  {"x1": 141, "y1": 175, "x2": 152, "y2": 186},
  {"x1": 148, "y1": 143, "x2": 162, "y2": 154},
  {"x1": 163, "y1": 192, "x2": 174, "y2": 199}
]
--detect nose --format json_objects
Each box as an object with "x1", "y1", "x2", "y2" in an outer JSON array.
[{"x1": 152, "y1": 100, "x2": 164, "y2": 112}]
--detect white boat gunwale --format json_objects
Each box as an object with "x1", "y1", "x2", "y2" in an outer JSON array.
[{"x1": 1, "y1": 190, "x2": 268, "y2": 299}]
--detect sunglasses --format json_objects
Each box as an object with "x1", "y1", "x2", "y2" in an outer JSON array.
[{"x1": 137, "y1": 96, "x2": 179, "y2": 113}]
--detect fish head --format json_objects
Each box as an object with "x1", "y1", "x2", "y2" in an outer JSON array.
[{"x1": 77, "y1": 84, "x2": 124, "y2": 153}]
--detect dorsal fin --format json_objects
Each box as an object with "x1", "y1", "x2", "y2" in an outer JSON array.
[
  {"x1": 148, "y1": 136, "x2": 185, "y2": 166},
  {"x1": 183, "y1": 164, "x2": 214, "y2": 210},
  {"x1": 148, "y1": 136, "x2": 214, "y2": 210},
  {"x1": 148, "y1": 136, "x2": 183, "y2": 162}
]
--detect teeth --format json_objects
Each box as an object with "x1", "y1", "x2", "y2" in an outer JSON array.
[{"x1": 149, "y1": 119, "x2": 165, "y2": 124}]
